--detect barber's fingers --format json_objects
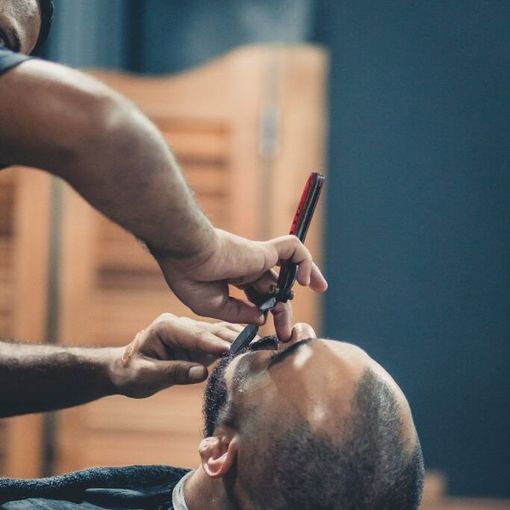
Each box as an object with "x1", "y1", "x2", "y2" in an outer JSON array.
[
  {"x1": 290, "y1": 322, "x2": 316, "y2": 341},
  {"x1": 153, "y1": 316, "x2": 235, "y2": 355},
  {"x1": 115, "y1": 356, "x2": 210, "y2": 398},
  {"x1": 162, "y1": 360, "x2": 208, "y2": 385},
  {"x1": 243, "y1": 270, "x2": 278, "y2": 299},
  {"x1": 206, "y1": 295, "x2": 266, "y2": 325},
  {"x1": 145, "y1": 360, "x2": 209, "y2": 391},
  {"x1": 230, "y1": 269, "x2": 277, "y2": 290},
  {"x1": 303, "y1": 261, "x2": 328, "y2": 293},
  {"x1": 271, "y1": 301, "x2": 293, "y2": 342},
  {"x1": 172, "y1": 279, "x2": 265, "y2": 325},
  {"x1": 208, "y1": 321, "x2": 244, "y2": 340},
  {"x1": 163, "y1": 317, "x2": 243, "y2": 347},
  {"x1": 232, "y1": 242, "x2": 328, "y2": 295},
  {"x1": 265, "y1": 236, "x2": 327, "y2": 292}
]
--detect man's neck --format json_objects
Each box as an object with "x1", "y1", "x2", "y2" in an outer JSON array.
[{"x1": 184, "y1": 466, "x2": 234, "y2": 510}]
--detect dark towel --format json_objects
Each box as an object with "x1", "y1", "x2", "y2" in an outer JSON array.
[{"x1": 0, "y1": 465, "x2": 190, "y2": 509}]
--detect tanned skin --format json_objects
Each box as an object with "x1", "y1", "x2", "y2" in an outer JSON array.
[{"x1": 0, "y1": 0, "x2": 327, "y2": 416}]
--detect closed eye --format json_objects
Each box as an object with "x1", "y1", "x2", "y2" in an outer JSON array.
[
  {"x1": 249, "y1": 336, "x2": 278, "y2": 351},
  {"x1": 267, "y1": 338, "x2": 314, "y2": 369}
]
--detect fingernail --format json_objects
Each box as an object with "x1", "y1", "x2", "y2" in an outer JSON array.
[
  {"x1": 257, "y1": 314, "x2": 265, "y2": 325},
  {"x1": 189, "y1": 366, "x2": 207, "y2": 381}
]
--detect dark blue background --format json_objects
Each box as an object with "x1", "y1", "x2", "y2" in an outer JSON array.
[
  {"x1": 46, "y1": 0, "x2": 510, "y2": 497},
  {"x1": 315, "y1": 0, "x2": 510, "y2": 497}
]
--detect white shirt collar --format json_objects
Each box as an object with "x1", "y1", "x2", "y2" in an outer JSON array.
[{"x1": 172, "y1": 470, "x2": 194, "y2": 510}]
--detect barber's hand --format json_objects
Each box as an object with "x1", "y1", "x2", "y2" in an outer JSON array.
[
  {"x1": 154, "y1": 228, "x2": 328, "y2": 342},
  {"x1": 111, "y1": 313, "x2": 243, "y2": 398}
]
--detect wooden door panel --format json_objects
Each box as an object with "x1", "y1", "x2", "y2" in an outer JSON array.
[
  {"x1": 0, "y1": 169, "x2": 54, "y2": 478},
  {"x1": 57, "y1": 388, "x2": 204, "y2": 472}
]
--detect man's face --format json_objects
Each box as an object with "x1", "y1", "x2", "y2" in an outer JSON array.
[
  {"x1": 0, "y1": 0, "x2": 41, "y2": 54},
  {"x1": 204, "y1": 333, "x2": 417, "y2": 446},
  {"x1": 203, "y1": 332, "x2": 423, "y2": 510}
]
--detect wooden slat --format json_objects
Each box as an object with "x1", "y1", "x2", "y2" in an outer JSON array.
[
  {"x1": 0, "y1": 171, "x2": 15, "y2": 476},
  {"x1": 0, "y1": 240, "x2": 13, "y2": 338},
  {"x1": 56, "y1": 388, "x2": 203, "y2": 472},
  {"x1": 2, "y1": 169, "x2": 54, "y2": 478},
  {"x1": 162, "y1": 124, "x2": 229, "y2": 162},
  {"x1": 0, "y1": 173, "x2": 15, "y2": 235},
  {"x1": 71, "y1": 432, "x2": 199, "y2": 470},
  {"x1": 181, "y1": 164, "x2": 229, "y2": 197}
]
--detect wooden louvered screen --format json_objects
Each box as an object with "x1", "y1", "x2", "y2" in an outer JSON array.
[
  {"x1": 0, "y1": 171, "x2": 16, "y2": 341},
  {"x1": 0, "y1": 171, "x2": 15, "y2": 473},
  {"x1": 1, "y1": 45, "x2": 328, "y2": 477},
  {"x1": 0, "y1": 168, "x2": 54, "y2": 477}
]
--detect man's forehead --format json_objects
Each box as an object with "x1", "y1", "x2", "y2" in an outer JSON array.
[
  {"x1": 220, "y1": 339, "x2": 368, "y2": 439},
  {"x1": 225, "y1": 338, "x2": 372, "y2": 401}
]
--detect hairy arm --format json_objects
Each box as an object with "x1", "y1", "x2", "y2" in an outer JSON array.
[
  {"x1": 0, "y1": 341, "x2": 118, "y2": 416},
  {"x1": 0, "y1": 315, "x2": 241, "y2": 417},
  {"x1": 0, "y1": 59, "x2": 213, "y2": 258},
  {"x1": 0, "y1": 59, "x2": 327, "y2": 335}
]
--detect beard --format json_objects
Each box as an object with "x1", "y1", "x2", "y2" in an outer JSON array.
[
  {"x1": 203, "y1": 335, "x2": 278, "y2": 437},
  {"x1": 203, "y1": 352, "x2": 233, "y2": 437}
]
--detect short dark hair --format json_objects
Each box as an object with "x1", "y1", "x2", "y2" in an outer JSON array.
[
  {"x1": 232, "y1": 369, "x2": 425, "y2": 510},
  {"x1": 33, "y1": 0, "x2": 54, "y2": 54}
]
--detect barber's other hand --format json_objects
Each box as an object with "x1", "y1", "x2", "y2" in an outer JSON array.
[
  {"x1": 154, "y1": 229, "x2": 328, "y2": 341},
  {"x1": 111, "y1": 313, "x2": 242, "y2": 398}
]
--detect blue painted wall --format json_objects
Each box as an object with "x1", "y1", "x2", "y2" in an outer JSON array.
[
  {"x1": 315, "y1": 0, "x2": 510, "y2": 498},
  {"x1": 45, "y1": 0, "x2": 510, "y2": 497}
]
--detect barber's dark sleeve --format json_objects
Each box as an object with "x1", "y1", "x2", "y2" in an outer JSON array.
[{"x1": 0, "y1": 48, "x2": 30, "y2": 76}]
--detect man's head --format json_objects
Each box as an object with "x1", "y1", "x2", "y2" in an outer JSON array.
[
  {"x1": 0, "y1": 0, "x2": 53, "y2": 55},
  {"x1": 201, "y1": 326, "x2": 424, "y2": 510}
]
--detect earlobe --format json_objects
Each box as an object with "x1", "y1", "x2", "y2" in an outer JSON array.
[{"x1": 199, "y1": 433, "x2": 238, "y2": 479}]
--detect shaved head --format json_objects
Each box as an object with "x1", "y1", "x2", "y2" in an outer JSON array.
[{"x1": 203, "y1": 337, "x2": 424, "y2": 509}]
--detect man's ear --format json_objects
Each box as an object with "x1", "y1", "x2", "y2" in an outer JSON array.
[{"x1": 198, "y1": 429, "x2": 238, "y2": 479}]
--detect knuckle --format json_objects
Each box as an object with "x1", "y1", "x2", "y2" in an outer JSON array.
[
  {"x1": 165, "y1": 363, "x2": 182, "y2": 379},
  {"x1": 197, "y1": 329, "x2": 213, "y2": 344},
  {"x1": 159, "y1": 312, "x2": 174, "y2": 322}
]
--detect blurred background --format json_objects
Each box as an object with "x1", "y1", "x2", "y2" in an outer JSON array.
[{"x1": 1, "y1": 0, "x2": 509, "y2": 506}]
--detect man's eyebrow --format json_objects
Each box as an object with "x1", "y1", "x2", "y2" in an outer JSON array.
[{"x1": 268, "y1": 338, "x2": 314, "y2": 370}]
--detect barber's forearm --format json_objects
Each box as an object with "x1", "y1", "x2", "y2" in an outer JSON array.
[
  {"x1": 0, "y1": 60, "x2": 214, "y2": 259},
  {"x1": 0, "y1": 341, "x2": 120, "y2": 417},
  {"x1": 61, "y1": 100, "x2": 215, "y2": 259}
]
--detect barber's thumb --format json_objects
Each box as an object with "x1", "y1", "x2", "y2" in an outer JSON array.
[{"x1": 163, "y1": 361, "x2": 208, "y2": 385}]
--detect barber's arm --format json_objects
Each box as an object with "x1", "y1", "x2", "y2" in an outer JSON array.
[
  {"x1": 0, "y1": 314, "x2": 241, "y2": 418},
  {"x1": 0, "y1": 59, "x2": 327, "y2": 340}
]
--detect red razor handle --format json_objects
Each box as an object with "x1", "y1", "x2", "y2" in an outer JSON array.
[{"x1": 276, "y1": 172, "x2": 325, "y2": 302}]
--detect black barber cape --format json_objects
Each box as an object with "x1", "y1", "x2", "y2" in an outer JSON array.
[
  {"x1": 0, "y1": 48, "x2": 29, "y2": 75},
  {"x1": 0, "y1": 465, "x2": 190, "y2": 509}
]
